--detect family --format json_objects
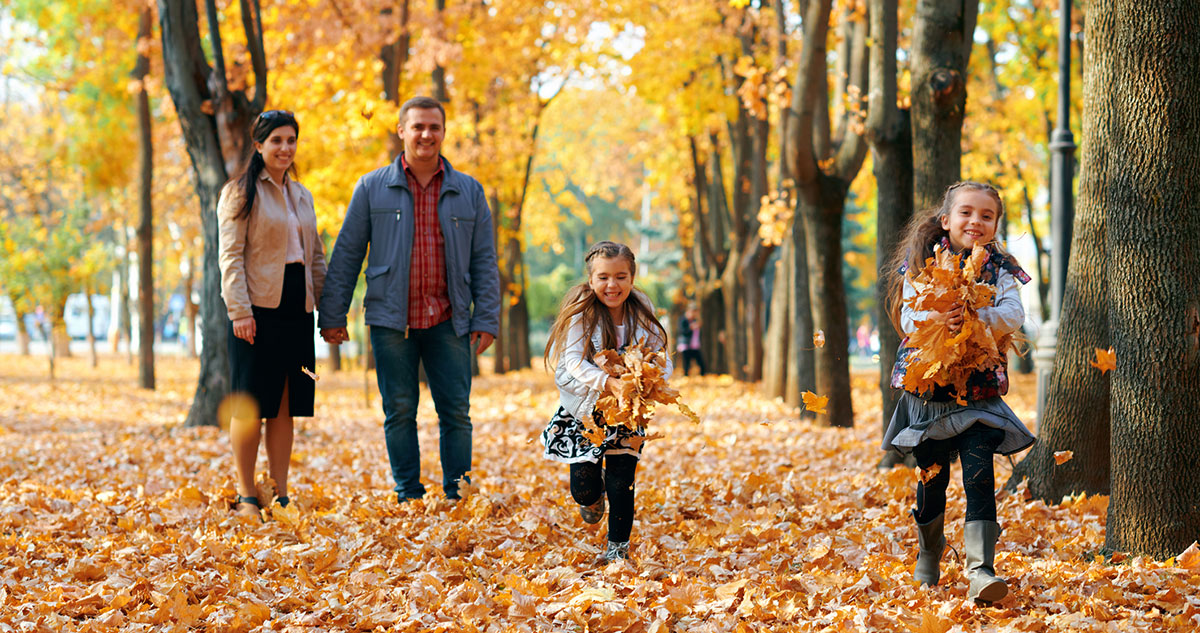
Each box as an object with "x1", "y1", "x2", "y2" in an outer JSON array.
[{"x1": 217, "y1": 96, "x2": 1035, "y2": 597}]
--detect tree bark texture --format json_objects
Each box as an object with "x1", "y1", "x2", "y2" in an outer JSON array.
[
  {"x1": 784, "y1": 0, "x2": 868, "y2": 426},
  {"x1": 1007, "y1": 3, "x2": 1114, "y2": 502},
  {"x1": 134, "y1": 5, "x2": 156, "y2": 390},
  {"x1": 157, "y1": 0, "x2": 266, "y2": 426},
  {"x1": 1102, "y1": 0, "x2": 1200, "y2": 559},
  {"x1": 910, "y1": 0, "x2": 977, "y2": 212},
  {"x1": 763, "y1": 236, "x2": 792, "y2": 398},
  {"x1": 866, "y1": 0, "x2": 913, "y2": 461}
]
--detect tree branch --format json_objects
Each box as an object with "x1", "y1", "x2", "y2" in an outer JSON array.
[{"x1": 240, "y1": 0, "x2": 267, "y2": 111}]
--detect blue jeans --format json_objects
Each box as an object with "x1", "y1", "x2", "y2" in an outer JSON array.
[{"x1": 371, "y1": 320, "x2": 473, "y2": 499}]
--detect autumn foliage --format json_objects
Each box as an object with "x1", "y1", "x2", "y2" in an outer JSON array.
[
  {"x1": 2, "y1": 355, "x2": 1198, "y2": 632},
  {"x1": 901, "y1": 245, "x2": 1013, "y2": 404},
  {"x1": 591, "y1": 342, "x2": 701, "y2": 446}
]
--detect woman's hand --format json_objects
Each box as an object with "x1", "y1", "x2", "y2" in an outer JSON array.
[
  {"x1": 933, "y1": 305, "x2": 964, "y2": 332},
  {"x1": 232, "y1": 316, "x2": 256, "y2": 344}
]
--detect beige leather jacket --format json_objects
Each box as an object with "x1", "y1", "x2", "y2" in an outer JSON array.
[{"x1": 218, "y1": 172, "x2": 327, "y2": 321}]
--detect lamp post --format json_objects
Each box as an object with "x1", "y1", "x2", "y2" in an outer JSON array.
[{"x1": 1035, "y1": 0, "x2": 1077, "y2": 422}]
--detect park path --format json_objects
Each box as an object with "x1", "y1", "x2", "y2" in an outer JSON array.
[{"x1": 0, "y1": 355, "x2": 1193, "y2": 632}]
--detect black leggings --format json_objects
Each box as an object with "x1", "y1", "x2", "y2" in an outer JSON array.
[
  {"x1": 569, "y1": 454, "x2": 639, "y2": 542},
  {"x1": 912, "y1": 423, "x2": 1006, "y2": 523}
]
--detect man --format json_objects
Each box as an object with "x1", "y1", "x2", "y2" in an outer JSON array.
[{"x1": 319, "y1": 96, "x2": 500, "y2": 501}]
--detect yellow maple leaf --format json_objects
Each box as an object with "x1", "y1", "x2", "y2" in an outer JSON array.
[
  {"x1": 1090, "y1": 347, "x2": 1116, "y2": 374},
  {"x1": 801, "y1": 391, "x2": 828, "y2": 415}
]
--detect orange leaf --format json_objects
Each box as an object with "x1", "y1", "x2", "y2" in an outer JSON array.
[
  {"x1": 1053, "y1": 450, "x2": 1074, "y2": 465},
  {"x1": 813, "y1": 330, "x2": 825, "y2": 348},
  {"x1": 801, "y1": 391, "x2": 827, "y2": 414},
  {"x1": 918, "y1": 463, "x2": 942, "y2": 484},
  {"x1": 1177, "y1": 542, "x2": 1200, "y2": 570},
  {"x1": 1090, "y1": 347, "x2": 1115, "y2": 374}
]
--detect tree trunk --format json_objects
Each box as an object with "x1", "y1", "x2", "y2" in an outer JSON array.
[
  {"x1": 763, "y1": 236, "x2": 791, "y2": 398},
  {"x1": 12, "y1": 300, "x2": 30, "y2": 356},
  {"x1": 1102, "y1": 0, "x2": 1200, "y2": 559},
  {"x1": 787, "y1": 212, "x2": 815, "y2": 408},
  {"x1": 184, "y1": 255, "x2": 198, "y2": 358},
  {"x1": 867, "y1": 0, "x2": 914, "y2": 466},
  {"x1": 85, "y1": 288, "x2": 98, "y2": 368},
  {"x1": 134, "y1": 4, "x2": 155, "y2": 389},
  {"x1": 432, "y1": 0, "x2": 448, "y2": 102},
  {"x1": 800, "y1": 188, "x2": 853, "y2": 427},
  {"x1": 1007, "y1": 1, "x2": 1112, "y2": 501},
  {"x1": 910, "y1": 0, "x2": 977, "y2": 211},
  {"x1": 157, "y1": 0, "x2": 267, "y2": 426}
]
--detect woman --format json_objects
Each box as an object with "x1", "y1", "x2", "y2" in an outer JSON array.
[{"x1": 218, "y1": 110, "x2": 327, "y2": 518}]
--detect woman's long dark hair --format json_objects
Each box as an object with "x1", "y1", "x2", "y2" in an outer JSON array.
[
  {"x1": 228, "y1": 110, "x2": 300, "y2": 220},
  {"x1": 543, "y1": 241, "x2": 669, "y2": 370}
]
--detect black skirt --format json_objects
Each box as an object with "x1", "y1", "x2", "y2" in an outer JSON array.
[{"x1": 227, "y1": 262, "x2": 315, "y2": 418}]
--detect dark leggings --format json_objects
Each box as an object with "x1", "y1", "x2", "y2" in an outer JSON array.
[
  {"x1": 912, "y1": 423, "x2": 1006, "y2": 523},
  {"x1": 570, "y1": 454, "x2": 639, "y2": 542}
]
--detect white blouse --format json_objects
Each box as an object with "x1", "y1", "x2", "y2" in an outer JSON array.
[
  {"x1": 562, "y1": 318, "x2": 674, "y2": 392},
  {"x1": 900, "y1": 267, "x2": 1025, "y2": 337}
]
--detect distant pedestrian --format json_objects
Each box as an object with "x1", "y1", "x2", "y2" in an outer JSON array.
[
  {"x1": 218, "y1": 110, "x2": 327, "y2": 518},
  {"x1": 541, "y1": 241, "x2": 672, "y2": 563},
  {"x1": 676, "y1": 304, "x2": 705, "y2": 376},
  {"x1": 881, "y1": 181, "x2": 1035, "y2": 604}
]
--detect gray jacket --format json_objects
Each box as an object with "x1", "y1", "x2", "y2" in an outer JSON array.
[{"x1": 317, "y1": 156, "x2": 500, "y2": 337}]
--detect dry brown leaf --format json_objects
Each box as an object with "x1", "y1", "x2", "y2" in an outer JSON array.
[
  {"x1": 592, "y1": 340, "x2": 701, "y2": 431},
  {"x1": 901, "y1": 244, "x2": 1007, "y2": 404},
  {"x1": 813, "y1": 330, "x2": 826, "y2": 348},
  {"x1": 918, "y1": 463, "x2": 942, "y2": 484},
  {"x1": 1054, "y1": 450, "x2": 1074, "y2": 465}
]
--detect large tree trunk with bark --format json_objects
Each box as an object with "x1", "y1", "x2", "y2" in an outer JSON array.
[
  {"x1": 782, "y1": 0, "x2": 868, "y2": 425},
  {"x1": 1007, "y1": 3, "x2": 1113, "y2": 501},
  {"x1": 799, "y1": 186, "x2": 854, "y2": 427},
  {"x1": 158, "y1": 0, "x2": 267, "y2": 426},
  {"x1": 1102, "y1": 0, "x2": 1200, "y2": 559},
  {"x1": 866, "y1": 0, "x2": 913, "y2": 464},
  {"x1": 134, "y1": 5, "x2": 155, "y2": 389},
  {"x1": 910, "y1": 0, "x2": 977, "y2": 211}
]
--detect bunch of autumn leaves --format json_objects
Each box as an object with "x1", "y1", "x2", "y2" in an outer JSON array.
[
  {"x1": 580, "y1": 343, "x2": 701, "y2": 446},
  {"x1": 901, "y1": 244, "x2": 1015, "y2": 405}
]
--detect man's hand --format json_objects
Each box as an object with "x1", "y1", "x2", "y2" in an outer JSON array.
[
  {"x1": 470, "y1": 331, "x2": 494, "y2": 355},
  {"x1": 321, "y1": 327, "x2": 349, "y2": 345}
]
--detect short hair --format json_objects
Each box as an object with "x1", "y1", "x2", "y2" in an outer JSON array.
[{"x1": 398, "y1": 96, "x2": 446, "y2": 127}]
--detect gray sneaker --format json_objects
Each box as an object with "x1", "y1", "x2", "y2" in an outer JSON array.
[
  {"x1": 603, "y1": 541, "x2": 630, "y2": 561},
  {"x1": 578, "y1": 495, "x2": 605, "y2": 524}
]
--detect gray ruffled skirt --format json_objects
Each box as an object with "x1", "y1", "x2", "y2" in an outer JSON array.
[{"x1": 882, "y1": 392, "x2": 1035, "y2": 456}]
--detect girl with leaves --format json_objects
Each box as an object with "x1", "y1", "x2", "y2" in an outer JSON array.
[
  {"x1": 541, "y1": 241, "x2": 672, "y2": 563},
  {"x1": 882, "y1": 182, "x2": 1036, "y2": 604},
  {"x1": 218, "y1": 110, "x2": 327, "y2": 519}
]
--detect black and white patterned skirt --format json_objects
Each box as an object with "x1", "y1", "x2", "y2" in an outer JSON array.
[{"x1": 541, "y1": 406, "x2": 646, "y2": 464}]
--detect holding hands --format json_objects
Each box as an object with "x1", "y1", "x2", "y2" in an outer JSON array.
[{"x1": 320, "y1": 327, "x2": 349, "y2": 345}]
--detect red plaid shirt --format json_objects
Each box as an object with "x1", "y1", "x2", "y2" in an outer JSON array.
[{"x1": 401, "y1": 154, "x2": 452, "y2": 329}]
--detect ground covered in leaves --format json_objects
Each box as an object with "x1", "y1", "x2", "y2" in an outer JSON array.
[{"x1": 1, "y1": 355, "x2": 1197, "y2": 632}]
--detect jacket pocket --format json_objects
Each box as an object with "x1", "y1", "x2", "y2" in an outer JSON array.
[{"x1": 364, "y1": 264, "x2": 391, "y2": 302}]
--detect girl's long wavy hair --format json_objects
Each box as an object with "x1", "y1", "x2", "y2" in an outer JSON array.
[
  {"x1": 227, "y1": 110, "x2": 300, "y2": 220},
  {"x1": 883, "y1": 181, "x2": 1009, "y2": 335},
  {"x1": 543, "y1": 241, "x2": 669, "y2": 370}
]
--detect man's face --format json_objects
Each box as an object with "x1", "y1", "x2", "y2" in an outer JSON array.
[{"x1": 398, "y1": 108, "x2": 445, "y2": 163}]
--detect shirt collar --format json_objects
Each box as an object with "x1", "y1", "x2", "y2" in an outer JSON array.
[
  {"x1": 400, "y1": 153, "x2": 444, "y2": 180},
  {"x1": 259, "y1": 169, "x2": 290, "y2": 189}
]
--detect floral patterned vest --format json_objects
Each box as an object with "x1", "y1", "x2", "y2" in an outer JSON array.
[{"x1": 890, "y1": 239, "x2": 1032, "y2": 402}]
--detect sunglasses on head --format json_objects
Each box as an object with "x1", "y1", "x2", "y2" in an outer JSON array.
[{"x1": 259, "y1": 109, "x2": 294, "y2": 121}]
